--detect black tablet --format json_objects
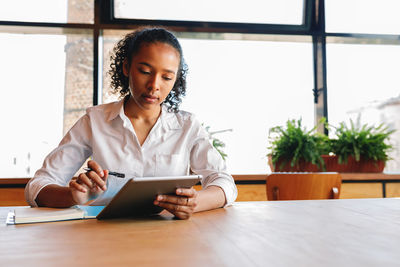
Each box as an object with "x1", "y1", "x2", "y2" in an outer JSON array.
[{"x1": 96, "y1": 175, "x2": 202, "y2": 219}]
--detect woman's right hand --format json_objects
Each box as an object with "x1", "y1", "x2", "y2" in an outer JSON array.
[{"x1": 69, "y1": 160, "x2": 109, "y2": 205}]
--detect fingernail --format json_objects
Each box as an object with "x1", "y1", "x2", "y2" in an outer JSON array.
[
  {"x1": 102, "y1": 185, "x2": 107, "y2": 191},
  {"x1": 154, "y1": 200, "x2": 159, "y2": 205},
  {"x1": 177, "y1": 189, "x2": 182, "y2": 194},
  {"x1": 158, "y1": 196, "x2": 163, "y2": 201},
  {"x1": 100, "y1": 171, "x2": 104, "y2": 177}
]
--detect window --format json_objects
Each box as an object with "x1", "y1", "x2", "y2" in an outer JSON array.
[
  {"x1": 114, "y1": 0, "x2": 305, "y2": 25},
  {"x1": 325, "y1": 0, "x2": 400, "y2": 34},
  {"x1": 0, "y1": 0, "x2": 94, "y2": 178},
  {"x1": 0, "y1": 28, "x2": 93, "y2": 177},
  {"x1": 0, "y1": 0, "x2": 94, "y2": 24},
  {"x1": 326, "y1": 38, "x2": 400, "y2": 171},
  {"x1": 2, "y1": 0, "x2": 400, "y2": 177},
  {"x1": 180, "y1": 35, "x2": 314, "y2": 174},
  {"x1": 102, "y1": 31, "x2": 313, "y2": 174}
]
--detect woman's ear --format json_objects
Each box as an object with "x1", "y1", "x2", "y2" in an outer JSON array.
[{"x1": 122, "y1": 59, "x2": 129, "y2": 77}]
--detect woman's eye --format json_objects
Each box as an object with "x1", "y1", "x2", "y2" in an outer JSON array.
[
  {"x1": 139, "y1": 69, "x2": 150, "y2": 74},
  {"x1": 163, "y1": 76, "x2": 172, "y2": 81}
]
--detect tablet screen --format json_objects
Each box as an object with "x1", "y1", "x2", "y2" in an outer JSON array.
[{"x1": 97, "y1": 175, "x2": 202, "y2": 219}]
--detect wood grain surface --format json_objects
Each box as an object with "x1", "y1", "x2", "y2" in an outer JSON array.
[{"x1": 1, "y1": 198, "x2": 400, "y2": 266}]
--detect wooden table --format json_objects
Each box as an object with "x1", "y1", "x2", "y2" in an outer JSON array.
[{"x1": 1, "y1": 198, "x2": 400, "y2": 266}]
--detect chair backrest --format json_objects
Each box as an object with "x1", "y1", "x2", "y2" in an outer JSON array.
[{"x1": 266, "y1": 172, "x2": 342, "y2": 201}]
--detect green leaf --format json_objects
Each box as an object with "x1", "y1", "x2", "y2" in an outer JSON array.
[
  {"x1": 267, "y1": 118, "x2": 327, "y2": 171},
  {"x1": 203, "y1": 124, "x2": 230, "y2": 161},
  {"x1": 330, "y1": 119, "x2": 394, "y2": 162}
]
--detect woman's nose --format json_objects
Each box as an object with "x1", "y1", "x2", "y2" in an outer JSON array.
[{"x1": 147, "y1": 74, "x2": 161, "y2": 91}]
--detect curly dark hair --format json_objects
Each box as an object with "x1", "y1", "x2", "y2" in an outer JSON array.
[{"x1": 109, "y1": 27, "x2": 188, "y2": 112}]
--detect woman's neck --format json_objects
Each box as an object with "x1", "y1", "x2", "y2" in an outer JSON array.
[{"x1": 124, "y1": 96, "x2": 161, "y2": 122}]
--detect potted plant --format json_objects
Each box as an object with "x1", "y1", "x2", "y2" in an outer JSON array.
[
  {"x1": 204, "y1": 125, "x2": 232, "y2": 161},
  {"x1": 328, "y1": 120, "x2": 394, "y2": 172},
  {"x1": 268, "y1": 119, "x2": 329, "y2": 172}
]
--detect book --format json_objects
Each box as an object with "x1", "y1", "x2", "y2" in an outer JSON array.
[{"x1": 9, "y1": 205, "x2": 105, "y2": 225}]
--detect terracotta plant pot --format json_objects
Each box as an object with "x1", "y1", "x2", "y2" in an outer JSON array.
[
  {"x1": 357, "y1": 158, "x2": 385, "y2": 172},
  {"x1": 269, "y1": 155, "x2": 385, "y2": 173},
  {"x1": 272, "y1": 158, "x2": 321, "y2": 172},
  {"x1": 323, "y1": 155, "x2": 356, "y2": 172},
  {"x1": 324, "y1": 155, "x2": 385, "y2": 173}
]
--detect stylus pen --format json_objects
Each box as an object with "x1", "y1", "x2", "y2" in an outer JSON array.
[{"x1": 83, "y1": 168, "x2": 125, "y2": 178}]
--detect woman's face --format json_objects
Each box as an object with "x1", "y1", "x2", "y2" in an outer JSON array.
[{"x1": 123, "y1": 42, "x2": 180, "y2": 112}]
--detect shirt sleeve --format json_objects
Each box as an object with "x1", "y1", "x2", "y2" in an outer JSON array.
[
  {"x1": 25, "y1": 114, "x2": 93, "y2": 207},
  {"x1": 189, "y1": 120, "x2": 238, "y2": 206}
]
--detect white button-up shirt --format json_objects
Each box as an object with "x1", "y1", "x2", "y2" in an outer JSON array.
[{"x1": 25, "y1": 99, "x2": 237, "y2": 206}]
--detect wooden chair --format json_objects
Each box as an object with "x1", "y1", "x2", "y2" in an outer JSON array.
[{"x1": 266, "y1": 172, "x2": 342, "y2": 201}]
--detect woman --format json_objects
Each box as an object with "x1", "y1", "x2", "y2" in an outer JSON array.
[{"x1": 25, "y1": 27, "x2": 237, "y2": 219}]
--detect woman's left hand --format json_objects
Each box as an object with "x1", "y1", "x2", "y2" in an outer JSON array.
[{"x1": 154, "y1": 187, "x2": 198, "y2": 220}]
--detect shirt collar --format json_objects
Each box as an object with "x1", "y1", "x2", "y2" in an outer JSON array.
[
  {"x1": 104, "y1": 98, "x2": 125, "y2": 122},
  {"x1": 105, "y1": 98, "x2": 182, "y2": 131},
  {"x1": 160, "y1": 105, "x2": 182, "y2": 131}
]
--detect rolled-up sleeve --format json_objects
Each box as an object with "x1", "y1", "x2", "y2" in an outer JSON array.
[
  {"x1": 25, "y1": 115, "x2": 92, "y2": 206},
  {"x1": 189, "y1": 122, "x2": 237, "y2": 206}
]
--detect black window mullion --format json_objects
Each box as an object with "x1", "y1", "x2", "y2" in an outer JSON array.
[
  {"x1": 311, "y1": 0, "x2": 328, "y2": 134},
  {"x1": 93, "y1": 0, "x2": 102, "y2": 106}
]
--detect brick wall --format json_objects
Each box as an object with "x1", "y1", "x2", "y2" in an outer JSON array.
[{"x1": 63, "y1": 0, "x2": 94, "y2": 134}]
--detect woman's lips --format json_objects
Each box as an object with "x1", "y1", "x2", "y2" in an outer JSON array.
[{"x1": 142, "y1": 94, "x2": 158, "y2": 103}]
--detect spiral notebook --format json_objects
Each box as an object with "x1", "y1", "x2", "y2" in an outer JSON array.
[{"x1": 7, "y1": 205, "x2": 104, "y2": 225}]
